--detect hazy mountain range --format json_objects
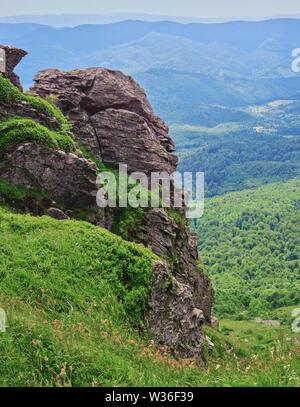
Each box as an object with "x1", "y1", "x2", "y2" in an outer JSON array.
[
  {"x1": 1, "y1": 18, "x2": 300, "y2": 194},
  {"x1": 1, "y1": 13, "x2": 300, "y2": 27},
  {"x1": 0, "y1": 18, "x2": 299, "y2": 122}
]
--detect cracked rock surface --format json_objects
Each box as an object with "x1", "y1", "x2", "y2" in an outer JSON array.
[{"x1": 30, "y1": 67, "x2": 178, "y2": 175}]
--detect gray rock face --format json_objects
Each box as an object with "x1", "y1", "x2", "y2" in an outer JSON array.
[
  {"x1": 262, "y1": 320, "x2": 281, "y2": 327},
  {"x1": 254, "y1": 318, "x2": 281, "y2": 326},
  {"x1": 30, "y1": 65, "x2": 214, "y2": 329},
  {"x1": 144, "y1": 261, "x2": 205, "y2": 360},
  {"x1": 205, "y1": 335, "x2": 215, "y2": 355},
  {"x1": 0, "y1": 143, "x2": 98, "y2": 208},
  {"x1": 0, "y1": 44, "x2": 27, "y2": 91},
  {"x1": 135, "y1": 208, "x2": 214, "y2": 323},
  {"x1": 30, "y1": 67, "x2": 178, "y2": 175},
  {"x1": 0, "y1": 100, "x2": 62, "y2": 132},
  {"x1": 90, "y1": 109, "x2": 176, "y2": 175}
]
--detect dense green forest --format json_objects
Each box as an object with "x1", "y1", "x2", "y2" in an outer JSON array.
[
  {"x1": 175, "y1": 99, "x2": 300, "y2": 196},
  {"x1": 177, "y1": 132, "x2": 300, "y2": 196},
  {"x1": 191, "y1": 179, "x2": 300, "y2": 317}
]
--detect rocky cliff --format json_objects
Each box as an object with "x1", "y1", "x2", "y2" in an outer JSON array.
[
  {"x1": 30, "y1": 67, "x2": 178, "y2": 175},
  {"x1": 0, "y1": 45, "x2": 213, "y2": 360}
]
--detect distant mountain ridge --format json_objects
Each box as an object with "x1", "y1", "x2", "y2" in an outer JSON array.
[
  {"x1": 1, "y1": 19, "x2": 300, "y2": 197},
  {"x1": 1, "y1": 13, "x2": 300, "y2": 27},
  {"x1": 1, "y1": 19, "x2": 300, "y2": 100}
]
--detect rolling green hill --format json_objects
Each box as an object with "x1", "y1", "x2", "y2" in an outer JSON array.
[
  {"x1": 0, "y1": 205, "x2": 299, "y2": 387},
  {"x1": 191, "y1": 179, "x2": 300, "y2": 317}
]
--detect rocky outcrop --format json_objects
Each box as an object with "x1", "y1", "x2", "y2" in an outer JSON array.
[
  {"x1": 30, "y1": 67, "x2": 214, "y2": 326},
  {"x1": 47, "y1": 207, "x2": 70, "y2": 220},
  {"x1": 254, "y1": 319, "x2": 281, "y2": 327},
  {"x1": 30, "y1": 68, "x2": 178, "y2": 176},
  {"x1": 0, "y1": 45, "x2": 214, "y2": 360},
  {"x1": 0, "y1": 44, "x2": 27, "y2": 91},
  {"x1": 134, "y1": 208, "x2": 213, "y2": 323}
]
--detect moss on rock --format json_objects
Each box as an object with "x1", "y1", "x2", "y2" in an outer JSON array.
[
  {"x1": 0, "y1": 117, "x2": 74, "y2": 153},
  {"x1": 0, "y1": 74, "x2": 72, "y2": 135}
]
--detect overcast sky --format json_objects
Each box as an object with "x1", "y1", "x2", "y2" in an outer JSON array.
[{"x1": 1, "y1": 0, "x2": 300, "y2": 18}]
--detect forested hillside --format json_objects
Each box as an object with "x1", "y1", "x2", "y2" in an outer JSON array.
[
  {"x1": 175, "y1": 98, "x2": 300, "y2": 196},
  {"x1": 191, "y1": 179, "x2": 300, "y2": 317}
]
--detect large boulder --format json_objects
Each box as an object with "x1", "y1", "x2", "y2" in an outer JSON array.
[{"x1": 30, "y1": 66, "x2": 214, "y2": 352}]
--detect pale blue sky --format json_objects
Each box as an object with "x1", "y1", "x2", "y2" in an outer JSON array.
[{"x1": 1, "y1": 0, "x2": 300, "y2": 18}]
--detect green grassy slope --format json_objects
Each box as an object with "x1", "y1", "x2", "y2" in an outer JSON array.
[
  {"x1": 0, "y1": 206, "x2": 299, "y2": 387},
  {"x1": 191, "y1": 179, "x2": 300, "y2": 317}
]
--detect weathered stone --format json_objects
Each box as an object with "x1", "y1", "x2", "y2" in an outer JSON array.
[
  {"x1": 144, "y1": 260, "x2": 205, "y2": 360},
  {"x1": 135, "y1": 207, "x2": 214, "y2": 323},
  {"x1": 90, "y1": 108, "x2": 177, "y2": 175},
  {"x1": 0, "y1": 101, "x2": 62, "y2": 132},
  {"x1": 30, "y1": 67, "x2": 175, "y2": 148},
  {"x1": 262, "y1": 320, "x2": 280, "y2": 327},
  {"x1": 30, "y1": 67, "x2": 178, "y2": 175},
  {"x1": 0, "y1": 143, "x2": 98, "y2": 208},
  {"x1": 0, "y1": 49, "x2": 214, "y2": 360},
  {"x1": 0, "y1": 44, "x2": 27, "y2": 91},
  {"x1": 228, "y1": 348, "x2": 238, "y2": 360}
]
